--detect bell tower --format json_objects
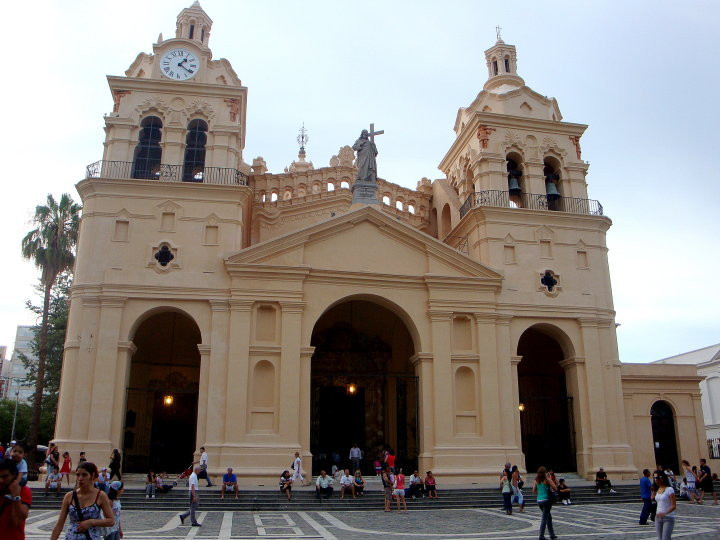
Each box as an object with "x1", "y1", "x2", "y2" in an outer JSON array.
[
  {"x1": 176, "y1": 1, "x2": 212, "y2": 47},
  {"x1": 100, "y1": 1, "x2": 249, "y2": 175}
]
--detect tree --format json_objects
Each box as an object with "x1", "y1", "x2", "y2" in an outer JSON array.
[
  {"x1": 20, "y1": 194, "x2": 80, "y2": 464},
  {"x1": 17, "y1": 272, "x2": 72, "y2": 444}
]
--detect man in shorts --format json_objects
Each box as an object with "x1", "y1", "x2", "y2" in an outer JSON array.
[{"x1": 698, "y1": 459, "x2": 717, "y2": 504}]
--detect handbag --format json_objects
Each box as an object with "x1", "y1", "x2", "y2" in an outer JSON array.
[{"x1": 71, "y1": 490, "x2": 93, "y2": 540}]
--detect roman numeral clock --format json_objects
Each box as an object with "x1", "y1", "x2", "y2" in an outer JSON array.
[{"x1": 161, "y1": 48, "x2": 199, "y2": 81}]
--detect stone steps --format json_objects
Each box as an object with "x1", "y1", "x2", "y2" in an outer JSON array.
[{"x1": 29, "y1": 485, "x2": 639, "y2": 511}]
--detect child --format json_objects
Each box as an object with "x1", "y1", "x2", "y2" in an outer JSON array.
[
  {"x1": 45, "y1": 470, "x2": 63, "y2": 496},
  {"x1": 424, "y1": 471, "x2": 438, "y2": 498},
  {"x1": 101, "y1": 481, "x2": 124, "y2": 540},
  {"x1": 374, "y1": 460, "x2": 382, "y2": 476},
  {"x1": 11, "y1": 443, "x2": 28, "y2": 487},
  {"x1": 59, "y1": 451, "x2": 72, "y2": 486},
  {"x1": 393, "y1": 468, "x2": 408, "y2": 512},
  {"x1": 78, "y1": 451, "x2": 87, "y2": 466},
  {"x1": 97, "y1": 467, "x2": 111, "y2": 492}
]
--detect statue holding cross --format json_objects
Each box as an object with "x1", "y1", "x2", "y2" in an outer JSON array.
[{"x1": 352, "y1": 123, "x2": 384, "y2": 184}]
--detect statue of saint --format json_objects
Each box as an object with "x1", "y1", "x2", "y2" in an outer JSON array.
[{"x1": 352, "y1": 129, "x2": 378, "y2": 183}]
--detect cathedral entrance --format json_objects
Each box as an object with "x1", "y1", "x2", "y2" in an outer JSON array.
[
  {"x1": 310, "y1": 300, "x2": 418, "y2": 475},
  {"x1": 651, "y1": 400, "x2": 680, "y2": 473},
  {"x1": 517, "y1": 327, "x2": 577, "y2": 473},
  {"x1": 123, "y1": 311, "x2": 201, "y2": 473}
]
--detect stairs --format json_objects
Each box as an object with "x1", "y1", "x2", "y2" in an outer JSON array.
[{"x1": 29, "y1": 483, "x2": 641, "y2": 512}]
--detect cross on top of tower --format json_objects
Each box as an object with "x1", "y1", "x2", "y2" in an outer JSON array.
[{"x1": 297, "y1": 123, "x2": 309, "y2": 152}]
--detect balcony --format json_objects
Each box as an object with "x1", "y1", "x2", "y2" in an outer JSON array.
[
  {"x1": 459, "y1": 190, "x2": 604, "y2": 219},
  {"x1": 85, "y1": 160, "x2": 249, "y2": 186}
]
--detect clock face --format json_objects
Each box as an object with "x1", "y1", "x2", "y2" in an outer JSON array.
[{"x1": 160, "y1": 48, "x2": 199, "y2": 81}]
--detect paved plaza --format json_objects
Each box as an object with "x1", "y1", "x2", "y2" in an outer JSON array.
[{"x1": 25, "y1": 501, "x2": 720, "y2": 539}]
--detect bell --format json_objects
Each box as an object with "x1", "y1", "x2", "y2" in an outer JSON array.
[
  {"x1": 508, "y1": 176, "x2": 522, "y2": 195},
  {"x1": 545, "y1": 180, "x2": 560, "y2": 201}
]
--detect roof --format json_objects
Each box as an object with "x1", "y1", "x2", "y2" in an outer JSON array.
[{"x1": 652, "y1": 343, "x2": 720, "y2": 366}]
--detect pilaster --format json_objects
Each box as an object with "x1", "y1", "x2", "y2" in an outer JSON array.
[
  {"x1": 428, "y1": 311, "x2": 453, "y2": 445},
  {"x1": 197, "y1": 343, "x2": 212, "y2": 448},
  {"x1": 298, "y1": 346, "x2": 315, "y2": 454},
  {"x1": 110, "y1": 341, "x2": 137, "y2": 450},
  {"x1": 225, "y1": 299, "x2": 253, "y2": 440},
  {"x1": 205, "y1": 299, "x2": 229, "y2": 446},
  {"x1": 410, "y1": 352, "x2": 434, "y2": 466},
  {"x1": 278, "y1": 301, "x2": 305, "y2": 441}
]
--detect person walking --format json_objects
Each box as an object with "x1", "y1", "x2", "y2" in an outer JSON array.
[
  {"x1": 178, "y1": 466, "x2": 201, "y2": 527},
  {"x1": 697, "y1": 458, "x2": 717, "y2": 504},
  {"x1": 291, "y1": 452, "x2": 305, "y2": 486},
  {"x1": 50, "y1": 462, "x2": 115, "y2": 540},
  {"x1": 681, "y1": 460, "x2": 698, "y2": 503},
  {"x1": 197, "y1": 447, "x2": 213, "y2": 488},
  {"x1": 500, "y1": 469, "x2": 513, "y2": 515},
  {"x1": 381, "y1": 464, "x2": 393, "y2": 512},
  {"x1": 533, "y1": 466, "x2": 558, "y2": 540},
  {"x1": 654, "y1": 470, "x2": 676, "y2": 539},
  {"x1": 108, "y1": 449, "x2": 122, "y2": 481},
  {"x1": 639, "y1": 469, "x2": 653, "y2": 525},
  {"x1": 511, "y1": 465, "x2": 525, "y2": 512}
]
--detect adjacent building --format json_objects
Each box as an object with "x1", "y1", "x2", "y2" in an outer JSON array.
[{"x1": 0, "y1": 326, "x2": 35, "y2": 403}]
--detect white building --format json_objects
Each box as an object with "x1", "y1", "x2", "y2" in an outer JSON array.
[
  {"x1": 654, "y1": 344, "x2": 720, "y2": 439},
  {"x1": 0, "y1": 326, "x2": 36, "y2": 404}
]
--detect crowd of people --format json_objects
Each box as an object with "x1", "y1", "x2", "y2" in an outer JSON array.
[{"x1": 3, "y1": 436, "x2": 719, "y2": 539}]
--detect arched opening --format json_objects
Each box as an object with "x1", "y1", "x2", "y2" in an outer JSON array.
[
  {"x1": 382, "y1": 195, "x2": 391, "y2": 205},
  {"x1": 430, "y1": 207, "x2": 438, "y2": 237},
  {"x1": 517, "y1": 326, "x2": 576, "y2": 472},
  {"x1": 441, "y1": 204, "x2": 452, "y2": 238},
  {"x1": 506, "y1": 154, "x2": 524, "y2": 208},
  {"x1": 132, "y1": 116, "x2": 163, "y2": 179},
  {"x1": 310, "y1": 300, "x2": 418, "y2": 475},
  {"x1": 543, "y1": 158, "x2": 562, "y2": 211},
  {"x1": 651, "y1": 400, "x2": 680, "y2": 473},
  {"x1": 123, "y1": 311, "x2": 201, "y2": 472},
  {"x1": 183, "y1": 119, "x2": 208, "y2": 182}
]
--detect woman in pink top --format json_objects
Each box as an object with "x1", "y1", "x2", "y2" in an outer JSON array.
[
  {"x1": 392, "y1": 468, "x2": 408, "y2": 512},
  {"x1": 425, "y1": 471, "x2": 438, "y2": 498}
]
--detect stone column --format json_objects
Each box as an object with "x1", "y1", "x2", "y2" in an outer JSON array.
[
  {"x1": 225, "y1": 300, "x2": 253, "y2": 440},
  {"x1": 70, "y1": 297, "x2": 101, "y2": 440},
  {"x1": 494, "y1": 316, "x2": 516, "y2": 449},
  {"x1": 559, "y1": 356, "x2": 590, "y2": 474},
  {"x1": 429, "y1": 311, "x2": 453, "y2": 445},
  {"x1": 298, "y1": 346, "x2": 315, "y2": 454},
  {"x1": 510, "y1": 355, "x2": 523, "y2": 453},
  {"x1": 410, "y1": 353, "x2": 434, "y2": 472},
  {"x1": 205, "y1": 300, "x2": 230, "y2": 447},
  {"x1": 87, "y1": 297, "x2": 126, "y2": 440},
  {"x1": 54, "y1": 340, "x2": 80, "y2": 441},
  {"x1": 524, "y1": 159, "x2": 545, "y2": 195},
  {"x1": 109, "y1": 341, "x2": 137, "y2": 450},
  {"x1": 196, "y1": 344, "x2": 211, "y2": 448},
  {"x1": 279, "y1": 302, "x2": 305, "y2": 440},
  {"x1": 474, "y1": 314, "x2": 499, "y2": 440}
]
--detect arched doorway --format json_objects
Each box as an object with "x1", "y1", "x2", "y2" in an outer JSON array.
[
  {"x1": 517, "y1": 326, "x2": 576, "y2": 473},
  {"x1": 310, "y1": 300, "x2": 418, "y2": 475},
  {"x1": 651, "y1": 401, "x2": 679, "y2": 473},
  {"x1": 123, "y1": 311, "x2": 201, "y2": 472}
]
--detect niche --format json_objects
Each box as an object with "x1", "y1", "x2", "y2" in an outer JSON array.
[
  {"x1": 204, "y1": 225, "x2": 219, "y2": 245},
  {"x1": 160, "y1": 212, "x2": 175, "y2": 232},
  {"x1": 113, "y1": 220, "x2": 129, "y2": 242},
  {"x1": 254, "y1": 305, "x2": 277, "y2": 342},
  {"x1": 452, "y1": 316, "x2": 472, "y2": 351},
  {"x1": 454, "y1": 366, "x2": 479, "y2": 434}
]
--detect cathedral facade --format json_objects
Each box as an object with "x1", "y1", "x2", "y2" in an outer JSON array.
[{"x1": 54, "y1": 3, "x2": 706, "y2": 481}]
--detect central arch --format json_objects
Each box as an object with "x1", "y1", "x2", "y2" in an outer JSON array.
[
  {"x1": 309, "y1": 299, "x2": 418, "y2": 475},
  {"x1": 517, "y1": 325, "x2": 577, "y2": 473}
]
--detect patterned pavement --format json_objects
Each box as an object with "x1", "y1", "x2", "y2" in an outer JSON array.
[{"x1": 25, "y1": 501, "x2": 720, "y2": 539}]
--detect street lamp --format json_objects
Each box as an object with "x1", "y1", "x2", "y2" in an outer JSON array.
[{"x1": 2, "y1": 376, "x2": 25, "y2": 441}]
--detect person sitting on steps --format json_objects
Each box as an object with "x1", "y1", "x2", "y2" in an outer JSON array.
[{"x1": 595, "y1": 467, "x2": 617, "y2": 494}]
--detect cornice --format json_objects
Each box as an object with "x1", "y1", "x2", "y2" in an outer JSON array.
[
  {"x1": 117, "y1": 341, "x2": 137, "y2": 354},
  {"x1": 107, "y1": 75, "x2": 246, "y2": 99},
  {"x1": 299, "y1": 346, "x2": 316, "y2": 358},
  {"x1": 197, "y1": 344, "x2": 211, "y2": 356},
  {"x1": 76, "y1": 177, "x2": 252, "y2": 204},
  {"x1": 410, "y1": 352, "x2": 433, "y2": 366},
  {"x1": 209, "y1": 299, "x2": 230, "y2": 312},
  {"x1": 279, "y1": 301, "x2": 306, "y2": 314}
]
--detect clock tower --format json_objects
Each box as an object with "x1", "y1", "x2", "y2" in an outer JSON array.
[{"x1": 101, "y1": 1, "x2": 249, "y2": 174}]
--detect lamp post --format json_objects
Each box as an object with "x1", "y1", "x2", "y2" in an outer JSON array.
[{"x1": 2, "y1": 376, "x2": 25, "y2": 441}]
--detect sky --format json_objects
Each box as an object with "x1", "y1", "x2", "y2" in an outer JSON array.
[{"x1": 1, "y1": 0, "x2": 718, "y2": 364}]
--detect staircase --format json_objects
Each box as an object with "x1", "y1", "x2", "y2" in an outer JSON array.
[{"x1": 29, "y1": 483, "x2": 642, "y2": 512}]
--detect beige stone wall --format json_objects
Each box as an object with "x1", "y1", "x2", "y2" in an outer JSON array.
[{"x1": 622, "y1": 364, "x2": 707, "y2": 475}]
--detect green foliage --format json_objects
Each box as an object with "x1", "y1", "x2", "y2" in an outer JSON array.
[
  {"x1": 0, "y1": 398, "x2": 55, "y2": 444},
  {"x1": 18, "y1": 273, "x2": 71, "y2": 395}
]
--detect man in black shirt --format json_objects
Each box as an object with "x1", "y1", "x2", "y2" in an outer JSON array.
[
  {"x1": 698, "y1": 459, "x2": 717, "y2": 504},
  {"x1": 595, "y1": 467, "x2": 617, "y2": 494}
]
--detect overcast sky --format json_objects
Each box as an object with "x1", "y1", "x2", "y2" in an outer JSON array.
[{"x1": 1, "y1": 0, "x2": 718, "y2": 364}]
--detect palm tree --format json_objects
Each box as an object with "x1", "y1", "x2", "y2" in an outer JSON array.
[{"x1": 21, "y1": 193, "x2": 81, "y2": 461}]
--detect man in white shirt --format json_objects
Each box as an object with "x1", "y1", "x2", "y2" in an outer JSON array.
[
  {"x1": 407, "y1": 470, "x2": 425, "y2": 498},
  {"x1": 196, "y1": 447, "x2": 213, "y2": 487},
  {"x1": 315, "y1": 470, "x2": 334, "y2": 499},
  {"x1": 339, "y1": 469, "x2": 353, "y2": 499},
  {"x1": 291, "y1": 452, "x2": 304, "y2": 485},
  {"x1": 179, "y1": 466, "x2": 201, "y2": 527},
  {"x1": 349, "y1": 444, "x2": 362, "y2": 474}
]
